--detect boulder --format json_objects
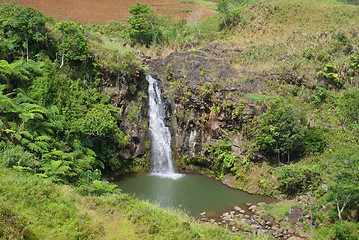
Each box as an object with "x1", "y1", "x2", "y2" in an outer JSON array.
[
  {"x1": 257, "y1": 202, "x2": 267, "y2": 207},
  {"x1": 296, "y1": 223, "x2": 305, "y2": 231},
  {"x1": 288, "y1": 206, "x2": 304, "y2": 225},
  {"x1": 271, "y1": 225, "x2": 279, "y2": 231},
  {"x1": 266, "y1": 221, "x2": 274, "y2": 226},
  {"x1": 288, "y1": 226, "x2": 297, "y2": 234},
  {"x1": 248, "y1": 205, "x2": 257, "y2": 212},
  {"x1": 262, "y1": 215, "x2": 271, "y2": 222},
  {"x1": 222, "y1": 215, "x2": 233, "y2": 222},
  {"x1": 234, "y1": 206, "x2": 242, "y2": 212}
]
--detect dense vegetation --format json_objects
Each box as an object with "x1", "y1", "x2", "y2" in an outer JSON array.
[
  {"x1": 0, "y1": 0, "x2": 358, "y2": 239},
  {"x1": 0, "y1": 2, "x2": 145, "y2": 189}
]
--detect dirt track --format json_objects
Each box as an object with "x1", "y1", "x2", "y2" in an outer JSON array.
[{"x1": 1, "y1": 0, "x2": 216, "y2": 24}]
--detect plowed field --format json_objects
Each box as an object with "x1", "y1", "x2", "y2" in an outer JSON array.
[{"x1": 1, "y1": 0, "x2": 217, "y2": 24}]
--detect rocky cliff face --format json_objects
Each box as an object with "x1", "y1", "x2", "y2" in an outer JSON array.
[
  {"x1": 102, "y1": 71, "x2": 150, "y2": 170},
  {"x1": 147, "y1": 43, "x2": 272, "y2": 171}
]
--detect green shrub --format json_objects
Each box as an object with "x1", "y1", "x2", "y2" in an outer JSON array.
[
  {"x1": 277, "y1": 165, "x2": 319, "y2": 195},
  {"x1": 304, "y1": 127, "x2": 326, "y2": 155},
  {"x1": 77, "y1": 180, "x2": 120, "y2": 196},
  {"x1": 125, "y1": 3, "x2": 163, "y2": 45},
  {"x1": 335, "y1": 88, "x2": 359, "y2": 129},
  {"x1": 0, "y1": 145, "x2": 36, "y2": 170},
  {"x1": 333, "y1": 221, "x2": 359, "y2": 240},
  {"x1": 317, "y1": 63, "x2": 344, "y2": 88},
  {"x1": 251, "y1": 100, "x2": 305, "y2": 163},
  {"x1": 206, "y1": 138, "x2": 238, "y2": 177}
]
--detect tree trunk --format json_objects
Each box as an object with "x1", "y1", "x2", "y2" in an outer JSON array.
[
  {"x1": 59, "y1": 53, "x2": 64, "y2": 68},
  {"x1": 276, "y1": 143, "x2": 281, "y2": 165},
  {"x1": 287, "y1": 152, "x2": 290, "y2": 163},
  {"x1": 337, "y1": 193, "x2": 352, "y2": 220},
  {"x1": 26, "y1": 36, "x2": 29, "y2": 62}
]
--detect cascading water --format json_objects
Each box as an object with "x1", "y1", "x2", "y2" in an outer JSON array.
[{"x1": 147, "y1": 74, "x2": 183, "y2": 179}]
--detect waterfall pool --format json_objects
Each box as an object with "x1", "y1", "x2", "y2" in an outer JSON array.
[
  {"x1": 130, "y1": 75, "x2": 275, "y2": 218},
  {"x1": 114, "y1": 173, "x2": 275, "y2": 218}
]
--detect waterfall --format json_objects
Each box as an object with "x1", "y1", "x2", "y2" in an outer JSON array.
[{"x1": 147, "y1": 74, "x2": 183, "y2": 179}]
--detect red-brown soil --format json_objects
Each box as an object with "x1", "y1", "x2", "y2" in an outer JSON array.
[{"x1": 1, "y1": 0, "x2": 217, "y2": 24}]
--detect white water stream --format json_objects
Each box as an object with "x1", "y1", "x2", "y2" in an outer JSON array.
[{"x1": 147, "y1": 74, "x2": 183, "y2": 179}]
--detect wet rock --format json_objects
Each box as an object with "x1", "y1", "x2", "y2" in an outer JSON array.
[
  {"x1": 200, "y1": 212, "x2": 206, "y2": 216},
  {"x1": 244, "y1": 215, "x2": 250, "y2": 219},
  {"x1": 266, "y1": 221, "x2": 274, "y2": 226},
  {"x1": 234, "y1": 206, "x2": 243, "y2": 212},
  {"x1": 222, "y1": 215, "x2": 233, "y2": 222},
  {"x1": 248, "y1": 205, "x2": 257, "y2": 212},
  {"x1": 257, "y1": 202, "x2": 267, "y2": 207}
]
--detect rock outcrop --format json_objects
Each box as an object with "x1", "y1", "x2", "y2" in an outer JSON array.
[
  {"x1": 197, "y1": 203, "x2": 314, "y2": 240},
  {"x1": 147, "y1": 43, "x2": 272, "y2": 177}
]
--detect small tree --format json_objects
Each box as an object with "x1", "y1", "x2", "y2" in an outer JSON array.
[
  {"x1": 253, "y1": 100, "x2": 305, "y2": 164},
  {"x1": 57, "y1": 21, "x2": 89, "y2": 68},
  {"x1": 326, "y1": 144, "x2": 359, "y2": 221},
  {"x1": 218, "y1": 0, "x2": 247, "y2": 29},
  {"x1": 5, "y1": 7, "x2": 47, "y2": 62},
  {"x1": 125, "y1": 3, "x2": 162, "y2": 45}
]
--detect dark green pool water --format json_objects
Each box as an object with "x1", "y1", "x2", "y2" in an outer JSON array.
[{"x1": 115, "y1": 174, "x2": 274, "y2": 218}]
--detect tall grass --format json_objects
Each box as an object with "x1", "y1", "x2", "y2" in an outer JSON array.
[{"x1": 0, "y1": 166, "x2": 255, "y2": 239}]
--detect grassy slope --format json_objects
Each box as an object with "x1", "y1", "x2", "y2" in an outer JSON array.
[
  {"x1": 0, "y1": 166, "x2": 250, "y2": 239},
  {"x1": 227, "y1": 0, "x2": 359, "y2": 70},
  {"x1": 203, "y1": 0, "x2": 359, "y2": 194}
]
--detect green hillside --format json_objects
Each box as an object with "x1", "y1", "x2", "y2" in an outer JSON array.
[{"x1": 0, "y1": 0, "x2": 358, "y2": 239}]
